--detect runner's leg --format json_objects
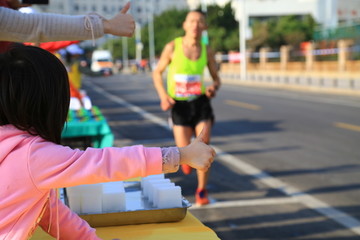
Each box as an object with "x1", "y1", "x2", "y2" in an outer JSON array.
[
  {"x1": 194, "y1": 120, "x2": 212, "y2": 205},
  {"x1": 173, "y1": 125, "x2": 193, "y2": 147},
  {"x1": 173, "y1": 125, "x2": 194, "y2": 174},
  {"x1": 195, "y1": 120, "x2": 212, "y2": 189}
]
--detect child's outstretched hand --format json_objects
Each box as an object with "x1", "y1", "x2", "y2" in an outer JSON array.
[
  {"x1": 179, "y1": 126, "x2": 216, "y2": 171},
  {"x1": 103, "y1": 2, "x2": 135, "y2": 37}
]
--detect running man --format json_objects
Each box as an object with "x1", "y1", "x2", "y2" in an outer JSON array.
[{"x1": 153, "y1": 10, "x2": 221, "y2": 205}]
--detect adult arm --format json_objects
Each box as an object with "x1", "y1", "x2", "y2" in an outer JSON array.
[
  {"x1": 0, "y1": 7, "x2": 103, "y2": 42},
  {"x1": 0, "y1": 3, "x2": 134, "y2": 43},
  {"x1": 152, "y1": 41, "x2": 175, "y2": 111}
]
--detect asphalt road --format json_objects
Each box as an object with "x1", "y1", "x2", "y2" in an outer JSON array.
[{"x1": 82, "y1": 72, "x2": 360, "y2": 240}]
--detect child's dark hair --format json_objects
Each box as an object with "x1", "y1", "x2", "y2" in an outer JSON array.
[{"x1": 0, "y1": 44, "x2": 70, "y2": 144}]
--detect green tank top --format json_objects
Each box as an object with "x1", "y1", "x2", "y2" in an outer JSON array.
[{"x1": 167, "y1": 37, "x2": 207, "y2": 101}]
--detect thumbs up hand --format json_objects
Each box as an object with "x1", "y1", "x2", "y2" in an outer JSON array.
[
  {"x1": 102, "y1": 2, "x2": 135, "y2": 37},
  {"x1": 179, "y1": 126, "x2": 216, "y2": 172}
]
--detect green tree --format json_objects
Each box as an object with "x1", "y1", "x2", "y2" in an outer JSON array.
[
  {"x1": 248, "y1": 15, "x2": 316, "y2": 50},
  {"x1": 104, "y1": 36, "x2": 136, "y2": 60},
  {"x1": 151, "y1": 9, "x2": 188, "y2": 57},
  {"x1": 104, "y1": 5, "x2": 316, "y2": 59},
  {"x1": 206, "y1": 3, "x2": 239, "y2": 52},
  {"x1": 247, "y1": 20, "x2": 270, "y2": 51}
]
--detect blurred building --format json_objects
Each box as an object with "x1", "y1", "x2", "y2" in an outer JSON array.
[
  {"x1": 232, "y1": 0, "x2": 338, "y2": 28},
  {"x1": 337, "y1": 0, "x2": 360, "y2": 24},
  {"x1": 42, "y1": 0, "x2": 188, "y2": 26},
  {"x1": 39, "y1": 0, "x2": 127, "y2": 18},
  {"x1": 189, "y1": 0, "x2": 360, "y2": 28},
  {"x1": 228, "y1": 0, "x2": 360, "y2": 42},
  {"x1": 38, "y1": 0, "x2": 360, "y2": 28},
  {"x1": 130, "y1": 0, "x2": 188, "y2": 26},
  {"x1": 187, "y1": 0, "x2": 230, "y2": 9}
]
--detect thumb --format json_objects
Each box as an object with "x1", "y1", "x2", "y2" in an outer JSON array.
[
  {"x1": 196, "y1": 125, "x2": 210, "y2": 143},
  {"x1": 120, "y1": 2, "x2": 131, "y2": 14}
]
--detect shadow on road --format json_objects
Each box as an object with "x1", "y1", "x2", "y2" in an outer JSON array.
[
  {"x1": 213, "y1": 119, "x2": 283, "y2": 137},
  {"x1": 196, "y1": 206, "x2": 360, "y2": 240},
  {"x1": 269, "y1": 164, "x2": 360, "y2": 178}
]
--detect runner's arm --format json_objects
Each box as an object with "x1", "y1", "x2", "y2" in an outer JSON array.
[
  {"x1": 206, "y1": 47, "x2": 221, "y2": 98},
  {"x1": 152, "y1": 41, "x2": 175, "y2": 111}
]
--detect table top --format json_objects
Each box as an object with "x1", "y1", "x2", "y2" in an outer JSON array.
[
  {"x1": 61, "y1": 106, "x2": 113, "y2": 148},
  {"x1": 31, "y1": 212, "x2": 220, "y2": 240}
]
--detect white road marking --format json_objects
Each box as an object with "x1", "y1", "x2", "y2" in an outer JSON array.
[
  {"x1": 213, "y1": 147, "x2": 360, "y2": 235},
  {"x1": 86, "y1": 82, "x2": 360, "y2": 235},
  {"x1": 190, "y1": 197, "x2": 299, "y2": 210},
  {"x1": 114, "y1": 138, "x2": 175, "y2": 146}
]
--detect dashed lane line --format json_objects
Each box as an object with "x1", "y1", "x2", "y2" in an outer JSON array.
[
  {"x1": 224, "y1": 99, "x2": 262, "y2": 110},
  {"x1": 86, "y1": 82, "x2": 360, "y2": 235},
  {"x1": 335, "y1": 122, "x2": 360, "y2": 133}
]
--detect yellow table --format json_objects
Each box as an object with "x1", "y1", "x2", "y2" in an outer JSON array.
[{"x1": 32, "y1": 212, "x2": 220, "y2": 240}]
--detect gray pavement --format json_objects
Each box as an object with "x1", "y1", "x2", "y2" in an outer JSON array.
[{"x1": 82, "y1": 73, "x2": 360, "y2": 240}]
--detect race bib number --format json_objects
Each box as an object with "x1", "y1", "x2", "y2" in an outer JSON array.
[{"x1": 174, "y1": 74, "x2": 202, "y2": 98}]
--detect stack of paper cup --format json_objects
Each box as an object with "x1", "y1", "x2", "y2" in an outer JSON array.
[
  {"x1": 148, "y1": 179, "x2": 172, "y2": 203},
  {"x1": 141, "y1": 174, "x2": 164, "y2": 190},
  {"x1": 102, "y1": 181, "x2": 126, "y2": 212},
  {"x1": 66, "y1": 181, "x2": 126, "y2": 214},
  {"x1": 143, "y1": 178, "x2": 170, "y2": 199},
  {"x1": 151, "y1": 182, "x2": 175, "y2": 205},
  {"x1": 155, "y1": 186, "x2": 182, "y2": 208},
  {"x1": 141, "y1": 174, "x2": 183, "y2": 209},
  {"x1": 67, "y1": 183, "x2": 103, "y2": 214},
  {"x1": 66, "y1": 186, "x2": 82, "y2": 214},
  {"x1": 141, "y1": 174, "x2": 165, "y2": 198}
]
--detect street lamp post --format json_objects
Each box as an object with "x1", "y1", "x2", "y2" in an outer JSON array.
[
  {"x1": 131, "y1": 1, "x2": 142, "y2": 66},
  {"x1": 239, "y1": 0, "x2": 247, "y2": 81},
  {"x1": 122, "y1": 37, "x2": 128, "y2": 70},
  {"x1": 201, "y1": 0, "x2": 209, "y2": 45},
  {"x1": 148, "y1": 0, "x2": 156, "y2": 70},
  {"x1": 135, "y1": 22, "x2": 143, "y2": 64},
  {"x1": 201, "y1": 0, "x2": 207, "y2": 13}
]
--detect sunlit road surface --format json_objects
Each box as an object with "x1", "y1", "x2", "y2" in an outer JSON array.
[{"x1": 83, "y1": 73, "x2": 360, "y2": 240}]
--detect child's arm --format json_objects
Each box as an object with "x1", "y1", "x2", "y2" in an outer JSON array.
[
  {"x1": 28, "y1": 127, "x2": 214, "y2": 190},
  {"x1": 28, "y1": 143, "x2": 163, "y2": 189},
  {"x1": 38, "y1": 190, "x2": 100, "y2": 239}
]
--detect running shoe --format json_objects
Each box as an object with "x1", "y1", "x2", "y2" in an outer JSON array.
[
  {"x1": 181, "y1": 164, "x2": 192, "y2": 175},
  {"x1": 195, "y1": 188, "x2": 210, "y2": 206}
]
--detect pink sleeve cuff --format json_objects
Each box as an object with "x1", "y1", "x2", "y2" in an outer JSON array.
[{"x1": 161, "y1": 147, "x2": 180, "y2": 173}]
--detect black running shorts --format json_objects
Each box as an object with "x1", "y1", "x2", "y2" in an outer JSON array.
[{"x1": 171, "y1": 95, "x2": 214, "y2": 129}]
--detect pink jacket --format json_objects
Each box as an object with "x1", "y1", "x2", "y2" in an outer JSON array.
[{"x1": 0, "y1": 125, "x2": 162, "y2": 240}]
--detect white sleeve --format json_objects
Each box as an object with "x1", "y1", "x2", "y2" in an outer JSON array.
[{"x1": 0, "y1": 7, "x2": 104, "y2": 43}]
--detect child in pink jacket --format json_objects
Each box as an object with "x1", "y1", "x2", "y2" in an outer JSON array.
[{"x1": 0, "y1": 45, "x2": 215, "y2": 240}]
